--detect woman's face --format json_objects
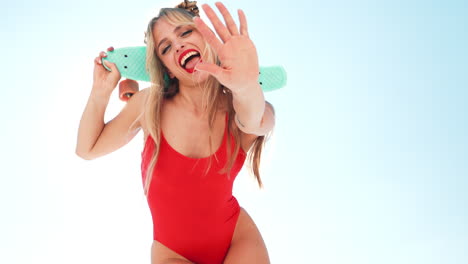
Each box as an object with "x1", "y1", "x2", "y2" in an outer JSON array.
[{"x1": 153, "y1": 17, "x2": 210, "y2": 84}]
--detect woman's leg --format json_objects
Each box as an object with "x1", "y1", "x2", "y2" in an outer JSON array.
[
  {"x1": 223, "y1": 208, "x2": 270, "y2": 264},
  {"x1": 151, "y1": 240, "x2": 194, "y2": 264}
]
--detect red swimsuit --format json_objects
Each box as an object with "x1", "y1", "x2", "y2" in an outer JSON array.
[{"x1": 141, "y1": 114, "x2": 246, "y2": 264}]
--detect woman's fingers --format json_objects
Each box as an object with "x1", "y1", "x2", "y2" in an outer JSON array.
[
  {"x1": 94, "y1": 49, "x2": 111, "y2": 68},
  {"x1": 238, "y1": 9, "x2": 249, "y2": 36},
  {"x1": 215, "y1": 2, "x2": 239, "y2": 36},
  {"x1": 193, "y1": 17, "x2": 223, "y2": 52},
  {"x1": 195, "y1": 3, "x2": 249, "y2": 48},
  {"x1": 103, "y1": 60, "x2": 117, "y2": 71},
  {"x1": 201, "y1": 4, "x2": 232, "y2": 42},
  {"x1": 94, "y1": 56, "x2": 101, "y2": 65},
  {"x1": 195, "y1": 62, "x2": 225, "y2": 80},
  {"x1": 95, "y1": 49, "x2": 111, "y2": 66}
]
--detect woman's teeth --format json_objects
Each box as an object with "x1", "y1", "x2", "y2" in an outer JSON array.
[{"x1": 181, "y1": 51, "x2": 200, "y2": 68}]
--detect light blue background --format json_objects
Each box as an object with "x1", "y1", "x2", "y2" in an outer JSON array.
[{"x1": 1, "y1": 0, "x2": 467, "y2": 263}]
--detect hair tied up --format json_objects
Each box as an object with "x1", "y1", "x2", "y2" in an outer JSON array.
[{"x1": 176, "y1": 0, "x2": 200, "y2": 17}]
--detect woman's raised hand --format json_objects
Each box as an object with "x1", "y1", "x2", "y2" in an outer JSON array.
[
  {"x1": 193, "y1": 2, "x2": 260, "y2": 94},
  {"x1": 92, "y1": 47, "x2": 121, "y2": 97}
]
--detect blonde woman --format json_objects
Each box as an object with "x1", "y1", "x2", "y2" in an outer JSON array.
[{"x1": 76, "y1": 1, "x2": 275, "y2": 263}]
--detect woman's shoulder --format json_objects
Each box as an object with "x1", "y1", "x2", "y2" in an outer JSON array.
[
  {"x1": 134, "y1": 87, "x2": 150, "y2": 100},
  {"x1": 126, "y1": 87, "x2": 150, "y2": 133},
  {"x1": 130, "y1": 87, "x2": 150, "y2": 115},
  {"x1": 137, "y1": 88, "x2": 170, "y2": 139}
]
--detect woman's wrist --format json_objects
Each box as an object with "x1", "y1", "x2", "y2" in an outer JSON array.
[
  {"x1": 230, "y1": 81, "x2": 262, "y2": 97},
  {"x1": 90, "y1": 86, "x2": 112, "y2": 105}
]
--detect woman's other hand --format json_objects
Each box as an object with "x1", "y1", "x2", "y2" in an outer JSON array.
[
  {"x1": 92, "y1": 46, "x2": 121, "y2": 97},
  {"x1": 193, "y1": 2, "x2": 260, "y2": 94}
]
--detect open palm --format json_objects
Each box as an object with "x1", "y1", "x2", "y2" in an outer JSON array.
[{"x1": 194, "y1": 2, "x2": 260, "y2": 93}]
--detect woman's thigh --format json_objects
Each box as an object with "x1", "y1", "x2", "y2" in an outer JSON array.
[
  {"x1": 223, "y1": 208, "x2": 270, "y2": 264},
  {"x1": 151, "y1": 240, "x2": 194, "y2": 264}
]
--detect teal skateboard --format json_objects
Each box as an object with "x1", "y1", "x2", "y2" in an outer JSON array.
[{"x1": 102, "y1": 46, "x2": 287, "y2": 101}]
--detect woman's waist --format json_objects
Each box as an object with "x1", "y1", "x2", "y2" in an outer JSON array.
[
  {"x1": 148, "y1": 196, "x2": 238, "y2": 226},
  {"x1": 149, "y1": 194, "x2": 238, "y2": 214},
  {"x1": 151, "y1": 200, "x2": 240, "y2": 239}
]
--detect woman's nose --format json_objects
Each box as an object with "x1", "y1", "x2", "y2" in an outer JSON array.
[{"x1": 176, "y1": 45, "x2": 185, "y2": 53}]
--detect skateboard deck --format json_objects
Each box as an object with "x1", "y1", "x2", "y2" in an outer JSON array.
[{"x1": 102, "y1": 46, "x2": 287, "y2": 92}]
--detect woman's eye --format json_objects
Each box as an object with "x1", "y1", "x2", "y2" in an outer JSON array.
[
  {"x1": 181, "y1": 30, "x2": 192, "y2": 37},
  {"x1": 160, "y1": 29, "x2": 192, "y2": 55},
  {"x1": 162, "y1": 45, "x2": 171, "y2": 55}
]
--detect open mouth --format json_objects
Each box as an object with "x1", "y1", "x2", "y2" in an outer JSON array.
[{"x1": 178, "y1": 49, "x2": 202, "y2": 73}]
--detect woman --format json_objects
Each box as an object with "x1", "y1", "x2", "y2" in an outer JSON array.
[{"x1": 76, "y1": 1, "x2": 275, "y2": 263}]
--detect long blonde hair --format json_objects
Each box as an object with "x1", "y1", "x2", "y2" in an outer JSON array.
[{"x1": 142, "y1": 7, "x2": 271, "y2": 196}]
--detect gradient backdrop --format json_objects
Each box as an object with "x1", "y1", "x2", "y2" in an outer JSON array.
[{"x1": 1, "y1": 0, "x2": 467, "y2": 263}]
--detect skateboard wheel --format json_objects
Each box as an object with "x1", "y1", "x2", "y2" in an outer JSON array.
[{"x1": 119, "y1": 79, "x2": 139, "y2": 102}]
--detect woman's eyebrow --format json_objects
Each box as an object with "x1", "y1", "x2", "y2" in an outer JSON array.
[{"x1": 157, "y1": 25, "x2": 183, "y2": 50}]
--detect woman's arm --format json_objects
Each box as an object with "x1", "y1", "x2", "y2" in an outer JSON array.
[
  {"x1": 192, "y1": 3, "x2": 275, "y2": 136},
  {"x1": 75, "y1": 49, "x2": 146, "y2": 160},
  {"x1": 232, "y1": 87, "x2": 275, "y2": 136},
  {"x1": 75, "y1": 88, "x2": 146, "y2": 160},
  {"x1": 75, "y1": 88, "x2": 111, "y2": 159}
]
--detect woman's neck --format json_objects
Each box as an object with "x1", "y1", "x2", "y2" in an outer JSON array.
[{"x1": 174, "y1": 82, "x2": 208, "y2": 116}]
